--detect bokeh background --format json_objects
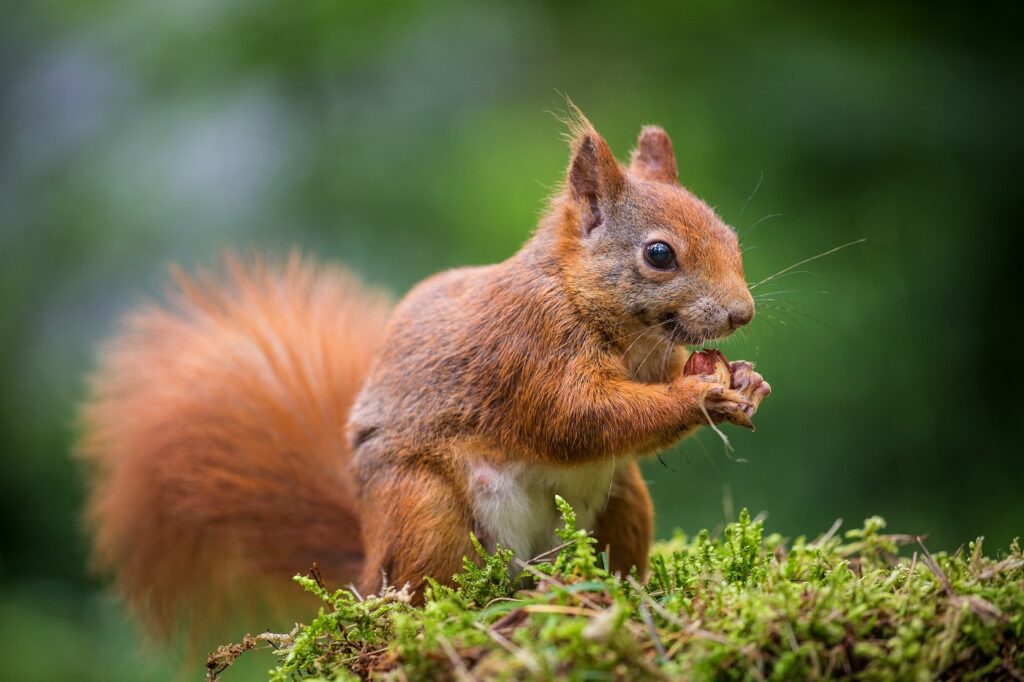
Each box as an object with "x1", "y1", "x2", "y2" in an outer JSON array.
[{"x1": 2, "y1": 2, "x2": 1022, "y2": 679}]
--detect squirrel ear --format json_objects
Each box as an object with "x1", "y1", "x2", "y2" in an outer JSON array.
[
  {"x1": 629, "y1": 126, "x2": 677, "y2": 183},
  {"x1": 568, "y1": 130, "x2": 625, "y2": 236}
]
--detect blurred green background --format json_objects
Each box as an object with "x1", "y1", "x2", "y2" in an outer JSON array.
[{"x1": 2, "y1": 1, "x2": 1022, "y2": 679}]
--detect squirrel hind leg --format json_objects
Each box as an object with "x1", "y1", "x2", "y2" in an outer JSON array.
[
  {"x1": 592, "y1": 460, "x2": 654, "y2": 579},
  {"x1": 357, "y1": 464, "x2": 474, "y2": 599}
]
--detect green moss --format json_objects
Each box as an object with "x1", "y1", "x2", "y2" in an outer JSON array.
[{"x1": 210, "y1": 505, "x2": 1024, "y2": 681}]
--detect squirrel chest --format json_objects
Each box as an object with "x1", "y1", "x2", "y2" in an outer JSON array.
[{"x1": 466, "y1": 457, "x2": 621, "y2": 562}]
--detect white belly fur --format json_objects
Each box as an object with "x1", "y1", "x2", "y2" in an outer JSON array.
[{"x1": 467, "y1": 457, "x2": 621, "y2": 563}]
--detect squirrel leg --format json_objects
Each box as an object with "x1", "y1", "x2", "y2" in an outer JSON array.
[
  {"x1": 357, "y1": 465, "x2": 474, "y2": 599},
  {"x1": 593, "y1": 460, "x2": 653, "y2": 578}
]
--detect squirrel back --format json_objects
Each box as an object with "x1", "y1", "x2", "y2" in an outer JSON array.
[{"x1": 78, "y1": 252, "x2": 391, "y2": 639}]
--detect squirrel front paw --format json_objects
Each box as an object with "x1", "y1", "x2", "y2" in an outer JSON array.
[
  {"x1": 729, "y1": 361, "x2": 771, "y2": 419},
  {"x1": 674, "y1": 375, "x2": 755, "y2": 430},
  {"x1": 700, "y1": 383, "x2": 757, "y2": 430},
  {"x1": 678, "y1": 351, "x2": 771, "y2": 430}
]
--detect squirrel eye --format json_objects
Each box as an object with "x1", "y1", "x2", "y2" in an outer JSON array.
[{"x1": 644, "y1": 241, "x2": 676, "y2": 270}]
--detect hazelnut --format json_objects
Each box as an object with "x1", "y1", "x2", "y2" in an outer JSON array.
[{"x1": 683, "y1": 348, "x2": 732, "y2": 386}]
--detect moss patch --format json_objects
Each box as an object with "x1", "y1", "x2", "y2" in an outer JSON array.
[{"x1": 209, "y1": 500, "x2": 1023, "y2": 680}]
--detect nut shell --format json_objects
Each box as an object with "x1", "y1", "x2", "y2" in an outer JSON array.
[{"x1": 683, "y1": 349, "x2": 732, "y2": 385}]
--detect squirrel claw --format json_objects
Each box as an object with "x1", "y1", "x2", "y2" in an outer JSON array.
[{"x1": 730, "y1": 408, "x2": 755, "y2": 430}]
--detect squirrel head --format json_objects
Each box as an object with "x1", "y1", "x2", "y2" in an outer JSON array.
[{"x1": 556, "y1": 115, "x2": 754, "y2": 347}]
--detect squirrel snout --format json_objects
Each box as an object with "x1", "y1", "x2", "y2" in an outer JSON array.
[{"x1": 727, "y1": 300, "x2": 755, "y2": 330}]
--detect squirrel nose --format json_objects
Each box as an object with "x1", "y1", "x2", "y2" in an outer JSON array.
[{"x1": 728, "y1": 302, "x2": 754, "y2": 329}]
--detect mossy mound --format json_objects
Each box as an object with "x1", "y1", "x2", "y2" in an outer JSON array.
[{"x1": 210, "y1": 499, "x2": 1023, "y2": 680}]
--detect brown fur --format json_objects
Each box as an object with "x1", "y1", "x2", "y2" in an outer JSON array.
[
  {"x1": 78, "y1": 253, "x2": 391, "y2": 638},
  {"x1": 348, "y1": 111, "x2": 763, "y2": 593},
  {"x1": 79, "y1": 112, "x2": 768, "y2": 640}
]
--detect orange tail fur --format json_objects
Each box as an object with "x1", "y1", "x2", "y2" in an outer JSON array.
[{"x1": 77, "y1": 252, "x2": 391, "y2": 639}]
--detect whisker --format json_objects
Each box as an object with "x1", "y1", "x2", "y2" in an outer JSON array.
[
  {"x1": 753, "y1": 297, "x2": 820, "y2": 309},
  {"x1": 749, "y1": 239, "x2": 866, "y2": 290},
  {"x1": 753, "y1": 289, "x2": 826, "y2": 300},
  {"x1": 636, "y1": 334, "x2": 670, "y2": 374},
  {"x1": 754, "y1": 311, "x2": 787, "y2": 332},
  {"x1": 757, "y1": 302, "x2": 825, "y2": 326},
  {"x1": 553, "y1": 317, "x2": 673, "y2": 356},
  {"x1": 739, "y1": 170, "x2": 764, "y2": 218},
  {"x1": 760, "y1": 308, "x2": 804, "y2": 328},
  {"x1": 750, "y1": 270, "x2": 821, "y2": 288},
  {"x1": 620, "y1": 319, "x2": 675, "y2": 358},
  {"x1": 659, "y1": 325, "x2": 678, "y2": 379},
  {"x1": 745, "y1": 212, "x2": 785, "y2": 235}
]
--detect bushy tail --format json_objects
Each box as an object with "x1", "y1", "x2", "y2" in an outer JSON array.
[{"x1": 77, "y1": 252, "x2": 391, "y2": 640}]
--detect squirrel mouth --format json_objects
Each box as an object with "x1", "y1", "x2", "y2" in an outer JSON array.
[{"x1": 663, "y1": 316, "x2": 731, "y2": 346}]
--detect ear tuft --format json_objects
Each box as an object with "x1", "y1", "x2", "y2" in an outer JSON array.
[
  {"x1": 569, "y1": 135, "x2": 602, "y2": 234},
  {"x1": 630, "y1": 126, "x2": 677, "y2": 183},
  {"x1": 566, "y1": 122, "x2": 625, "y2": 237}
]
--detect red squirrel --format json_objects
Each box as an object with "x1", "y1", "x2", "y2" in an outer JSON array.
[{"x1": 79, "y1": 111, "x2": 770, "y2": 638}]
